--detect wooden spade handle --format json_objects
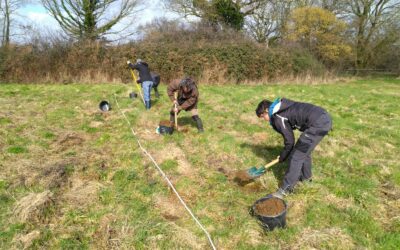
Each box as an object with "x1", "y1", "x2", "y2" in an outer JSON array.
[
  {"x1": 174, "y1": 92, "x2": 178, "y2": 130},
  {"x1": 264, "y1": 157, "x2": 280, "y2": 169}
]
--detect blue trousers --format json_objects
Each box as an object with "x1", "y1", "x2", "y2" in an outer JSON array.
[{"x1": 142, "y1": 81, "x2": 153, "y2": 102}]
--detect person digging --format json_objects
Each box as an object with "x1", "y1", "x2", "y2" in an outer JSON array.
[
  {"x1": 127, "y1": 59, "x2": 153, "y2": 110},
  {"x1": 255, "y1": 98, "x2": 332, "y2": 198},
  {"x1": 167, "y1": 77, "x2": 204, "y2": 133},
  {"x1": 137, "y1": 71, "x2": 161, "y2": 98}
]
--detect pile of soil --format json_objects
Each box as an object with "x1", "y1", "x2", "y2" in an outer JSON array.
[
  {"x1": 254, "y1": 197, "x2": 285, "y2": 217},
  {"x1": 159, "y1": 120, "x2": 173, "y2": 127},
  {"x1": 233, "y1": 170, "x2": 253, "y2": 186}
]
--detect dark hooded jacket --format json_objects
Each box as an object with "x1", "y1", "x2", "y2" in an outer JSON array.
[
  {"x1": 270, "y1": 98, "x2": 328, "y2": 161},
  {"x1": 151, "y1": 72, "x2": 160, "y2": 87},
  {"x1": 128, "y1": 62, "x2": 152, "y2": 82}
]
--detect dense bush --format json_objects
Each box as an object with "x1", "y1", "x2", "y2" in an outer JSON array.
[{"x1": 0, "y1": 24, "x2": 326, "y2": 84}]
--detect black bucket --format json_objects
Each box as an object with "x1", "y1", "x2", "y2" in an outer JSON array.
[
  {"x1": 129, "y1": 92, "x2": 138, "y2": 99},
  {"x1": 250, "y1": 194, "x2": 287, "y2": 231},
  {"x1": 99, "y1": 100, "x2": 111, "y2": 112},
  {"x1": 157, "y1": 125, "x2": 174, "y2": 135}
]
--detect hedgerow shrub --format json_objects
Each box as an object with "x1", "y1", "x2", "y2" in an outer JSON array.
[{"x1": 0, "y1": 23, "x2": 325, "y2": 84}]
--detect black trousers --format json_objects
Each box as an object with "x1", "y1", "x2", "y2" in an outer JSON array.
[{"x1": 283, "y1": 113, "x2": 332, "y2": 190}]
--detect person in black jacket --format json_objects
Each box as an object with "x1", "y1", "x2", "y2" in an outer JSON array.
[
  {"x1": 137, "y1": 72, "x2": 161, "y2": 98},
  {"x1": 151, "y1": 72, "x2": 161, "y2": 98},
  {"x1": 256, "y1": 98, "x2": 332, "y2": 198},
  {"x1": 127, "y1": 59, "x2": 153, "y2": 109}
]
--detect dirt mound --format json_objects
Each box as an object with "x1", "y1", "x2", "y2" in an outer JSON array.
[
  {"x1": 254, "y1": 197, "x2": 285, "y2": 217},
  {"x1": 13, "y1": 191, "x2": 54, "y2": 223},
  {"x1": 233, "y1": 170, "x2": 253, "y2": 186},
  {"x1": 159, "y1": 120, "x2": 173, "y2": 127},
  {"x1": 38, "y1": 163, "x2": 69, "y2": 189}
]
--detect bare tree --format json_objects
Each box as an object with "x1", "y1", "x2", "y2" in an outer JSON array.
[
  {"x1": 344, "y1": 0, "x2": 400, "y2": 69},
  {"x1": 245, "y1": 0, "x2": 301, "y2": 45},
  {"x1": 0, "y1": 0, "x2": 26, "y2": 46},
  {"x1": 164, "y1": 0, "x2": 264, "y2": 20},
  {"x1": 41, "y1": 0, "x2": 142, "y2": 41}
]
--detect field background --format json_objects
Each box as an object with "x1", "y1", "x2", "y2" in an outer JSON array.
[{"x1": 1, "y1": 77, "x2": 399, "y2": 249}]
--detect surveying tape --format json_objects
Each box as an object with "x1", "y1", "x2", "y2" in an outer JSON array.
[{"x1": 114, "y1": 94, "x2": 217, "y2": 250}]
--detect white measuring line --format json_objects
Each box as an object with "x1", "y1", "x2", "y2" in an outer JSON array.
[{"x1": 114, "y1": 94, "x2": 217, "y2": 250}]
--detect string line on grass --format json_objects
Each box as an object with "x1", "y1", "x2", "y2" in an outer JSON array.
[{"x1": 114, "y1": 94, "x2": 217, "y2": 250}]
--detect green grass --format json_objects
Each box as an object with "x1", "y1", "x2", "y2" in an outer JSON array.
[{"x1": 0, "y1": 77, "x2": 399, "y2": 249}]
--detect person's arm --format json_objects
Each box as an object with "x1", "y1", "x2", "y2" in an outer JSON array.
[
  {"x1": 127, "y1": 61, "x2": 139, "y2": 70},
  {"x1": 274, "y1": 118, "x2": 295, "y2": 162},
  {"x1": 178, "y1": 95, "x2": 197, "y2": 110},
  {"x1": 167, "y1": 81, "x2": 178, "y2": 102},
  {"x1": 178, "y1": 87, "x2": 198, "y2": 110}
]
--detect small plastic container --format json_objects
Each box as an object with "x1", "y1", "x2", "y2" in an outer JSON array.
[
  {"x1": 129, "y1": 92, "x2": 138, "y2": 99},
  {"x1": 99, "y1": 101, "x2": 111, "y2": 112}
]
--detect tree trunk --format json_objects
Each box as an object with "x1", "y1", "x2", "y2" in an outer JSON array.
[{"x1": 4, "y1": 0, "x2": 10, "y2": 46}]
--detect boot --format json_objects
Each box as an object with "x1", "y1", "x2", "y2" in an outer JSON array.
[
  {"x1": 154, "y1": 88, "x2": 160, "y2": 98},
  {"x1": 145, "y1": 100, "x2": 151, "y2": 110},
  {"x1": 192, "y1": 115, "x2": 204, "y2": 133},
  {"x1": 272, "y1": 186, "x2": 293, "y2": 199}
]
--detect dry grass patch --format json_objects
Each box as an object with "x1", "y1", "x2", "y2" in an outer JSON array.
[
  {"x1": 56, "y1": 132, "x2": 87, "y2": 152},
  {"x1": 289, "y1": 227, "x2": 355, "y2": 250},
  {"x1": 286, "y1": 198, "x2": 309, "y2": 227},
  {"x1": 13, "y1": 230, "x2": 41, "y2": 249},
  {"x1": 154, "y1": 195, "x2": 185, "y2": 221},
  {"x1": 92, "y1": 214, "x2": 120, "y2": 249},
  {"x1": 322, "y1": 193, "x2": 355, "y2": 210},
  {"x1": 239, "y1": 113, "x2": 260, "y2": 125},
  {"x1": 151, "y1": 143, "x2": 193, "y2": 177},
  {"x1": 13, "y1": 190, "x2": 54, "y2": 224},
  {"x1": 63, "y1": 177, "x2": 103, "y2": 208}
]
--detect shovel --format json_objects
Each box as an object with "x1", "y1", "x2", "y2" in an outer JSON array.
[
  {"x1": 234, "y1": 157, "x2": 280, "y2": 185},
  {"x1": 174, "y1": 92, "x2": 179, "y2": 131},
  {"x1": 129, "y1": 68, "x2": 145, "y2": 106}
]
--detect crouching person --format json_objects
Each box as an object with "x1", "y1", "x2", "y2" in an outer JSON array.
[
  {"x1": 167, "y1": 77, "x2": 204, "y2": 133},
  {"x1": 255, "y1": 98, "x2": 332, "y2": 198}
]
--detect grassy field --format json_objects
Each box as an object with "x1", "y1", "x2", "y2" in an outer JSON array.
[{"x1": 1, "y1": 77, "x2": 399, "y2": 249}]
